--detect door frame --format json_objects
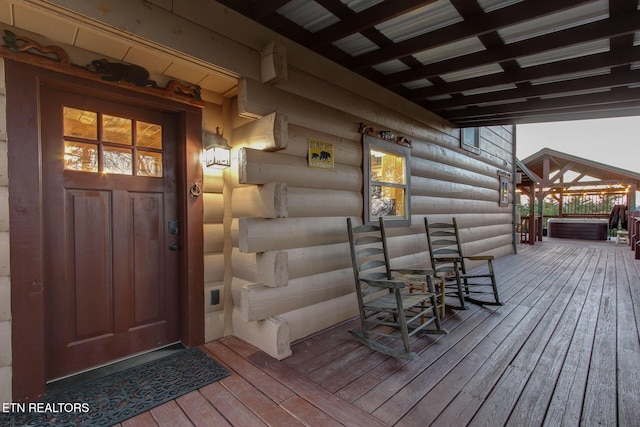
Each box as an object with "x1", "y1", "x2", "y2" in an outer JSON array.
[{"x1": 6, "y1": 59, "x2": 205, "y2": 401}]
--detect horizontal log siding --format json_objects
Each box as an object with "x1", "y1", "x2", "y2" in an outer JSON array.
[
  {"x1": 233, "y1": 119, "x2": 514, "y2": 329},
  {"x1": 405, "y1": 129, "x2": 514, "y2": 265}
]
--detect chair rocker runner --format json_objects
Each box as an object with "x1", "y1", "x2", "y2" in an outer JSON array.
[
  {"x1": 346, "y1": 217, "x2": 446, "y2": 360},
  {"x1": 425, "y1": 217, "x2": 502, "y2": 310}
]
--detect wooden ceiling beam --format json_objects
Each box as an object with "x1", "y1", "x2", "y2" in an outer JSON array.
[
  {"x1": 448, "y1": 101, "x2": 640, "y2": 126},
  {"x1": 382, "y1": 11, "x2": 640, "y2": 85},
  {"x1": 442, "y1": 87, "x2": 640, "y2": 121},
  {"x1": 214, "y1": 0, "x2": 290, "y2": 21},
  {"x1": 308, "y1": 0, "x2": 434, "y2": 49},
  {"x1": 408, "y1": 46, "x2": 640, "y2": 99},
  {"x1": 423, "y1": 69, "x2": 640, "y2": 110},
  {"x1": 351, "y1": 0, "x2": 592, "y2": 71}
]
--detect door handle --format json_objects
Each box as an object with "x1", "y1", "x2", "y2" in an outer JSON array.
[{"x1": 169, "y1": 243, "x2": 181, "y2": 251}]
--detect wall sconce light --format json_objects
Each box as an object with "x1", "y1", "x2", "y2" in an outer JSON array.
[{"x1": 203, "y1": 127, "x2": 230, "y2": 169}]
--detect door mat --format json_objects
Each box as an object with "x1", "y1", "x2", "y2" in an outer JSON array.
[{"x1": 1, "y1": 347, "x2": 231, "y2": 426}]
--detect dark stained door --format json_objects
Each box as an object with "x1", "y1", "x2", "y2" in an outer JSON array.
[{"x1": 40, "y1": 86, "x2": 181, "y2": 380}]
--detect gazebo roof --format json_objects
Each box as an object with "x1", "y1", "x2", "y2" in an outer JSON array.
[
  {"x1": 516, "y1": 158, "x2": 540, "y2": 188},
  {"x1": 521, "y1": 147, "x2": 640, "y2": 189}
]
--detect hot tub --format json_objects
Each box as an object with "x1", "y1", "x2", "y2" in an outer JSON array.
[{"x1": 547, "y1": 218, "x2": 608, "y2": 240}]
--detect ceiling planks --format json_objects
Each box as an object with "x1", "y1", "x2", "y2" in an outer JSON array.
[{"x1": 217, "y1": 0, "x2": 640, "y2": 127}]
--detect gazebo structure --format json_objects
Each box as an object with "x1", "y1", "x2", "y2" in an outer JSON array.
[{"x1": 521, "y1": 148, "x2": 640, "y2": 242}]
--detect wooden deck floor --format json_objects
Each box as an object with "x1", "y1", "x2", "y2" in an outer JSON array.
[{"x1": 119, "y1": 239, "x2": 640, "y2": 426}]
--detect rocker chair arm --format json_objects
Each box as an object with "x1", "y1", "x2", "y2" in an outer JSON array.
[
  {"x1": 434, "y1": 256, "x2": 463, "y2": 263},
  {"x1": 465, "y1": 255, "x2": 495, "y2": 261},
  {"x1": 361, "y1": 278, "x2": 406, "y2": 290},
  {"x1": 391, "y1": 267, "x2": 435, "y2": 276}
]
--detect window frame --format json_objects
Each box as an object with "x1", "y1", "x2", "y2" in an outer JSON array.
[
  {"x1": 461, "y1": 127, "x2": 481, "y2": 154},
  {"x1": 363, "y1": 134, "x2": 411, "y2": 227},
  {"x1": 499, "y1": 175, "x2": 510, "y2": 207}
]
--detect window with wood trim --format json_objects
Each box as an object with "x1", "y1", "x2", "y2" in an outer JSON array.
[
  {"x1": 499, "y1": 175, "x2": 510, "y2": 206},
  {"x1": 461, "y1": 127, "x2": 480, "y2": 154},
  {"x1": 63, "y1": 106, "x2": 163, "y2": 177},
  {"x1": 363, "y1": 134, "x2": 411, "y2": 226}
]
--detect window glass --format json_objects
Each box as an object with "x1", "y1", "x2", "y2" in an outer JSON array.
[
  {"x1": 371, "y1": 185, "x2": 405, "y2": 217},
  {"x1": 103, "y1": 147, "x2": 133, "y2": 175},
  {"x1": 500, "y1": 175, "x2": 510, "y2": 206},
  {"x1": 370, "y1": 149, "x2": 406, "y2": 184},
  {"x1": 462, "y1": 127, "x2": 479, "y2": 147},
  {"x1": 64, "y1": 141, "x2": 98, "y2": 172},
  {"x1": 102, "y1": 114, "x2": 132, "y2": 145},
  {"x1": 137, "y1": 151, "x2": 163, "y2": 177},
  {"x1": 364, "y1": 134, "x2": 411, "y2": 225},
  {"x1": 62, "y1": 106, "x2": 163, "y2": 177},
  {"x1": 63, "y1": 107, "x2": 97, "y2": 140},
  {"x1": 136, "y1": 121, "x2": 162, "y2": 149}
]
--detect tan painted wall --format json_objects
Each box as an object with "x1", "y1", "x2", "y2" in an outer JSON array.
[
  {"x1": 202, "y1": 105, "x2": 225, "y2": 343},
  {"x1": 0, "y1": 58, "x2": 11, "y2": 404}
]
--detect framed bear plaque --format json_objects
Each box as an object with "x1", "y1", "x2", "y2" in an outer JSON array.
[{"x1": 308, "y1": 139, "x2": 334, "y2": 169}]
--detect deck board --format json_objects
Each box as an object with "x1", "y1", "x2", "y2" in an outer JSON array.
[
  {"x1": 124, "y1": 239, "x2": 639, "y2": 426},
  {"x1": 198, "y1": 382, "x2": 269, "y2": 426},
  {"x1": 245, "y1": 342, "x2": 389, "y2": 427},
  {"x1": 149, "y1": 401, "x2": 196, "y2": 427},
  {"x1": 543, "y1": 250, "x2": 606, "y2": 426},
  {"x1": 505, "y1": 248, "x2": 599, "y2": 426},
  {"x1": 175, "y1": 391, "x2": 231, "y2": 427},
  {"x1": 617, "y1": 253, "x2": 640, "y2": 426},
  {"x1": 581, "y1": 250, "x2": 618, "y2": 425},
  {"x1": 394, "y1": 246, "x2": 583, "y2": 424},
  {"x1": 468, "y1": 247, "x2": 594, "y2": 425},
  {"x1": 203, "y1": 340, "x2": 294, "y2": 404}
]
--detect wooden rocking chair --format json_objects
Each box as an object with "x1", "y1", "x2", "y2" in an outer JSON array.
[
  {"x1": 346, "y1": 217, "x2": 446, "y2": 360},
  {"x1": 424, "y1": 217, "x2": 502, "y2": 310}
]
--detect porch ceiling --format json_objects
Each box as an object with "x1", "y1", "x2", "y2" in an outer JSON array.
[
  {"x1": 0, "y1": 1, "x2": 239, "y2": 99},
  {"x1": 216, "y1": 0, "x2": 640, "y2": 127}
]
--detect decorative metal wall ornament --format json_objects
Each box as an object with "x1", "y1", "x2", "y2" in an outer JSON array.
[
  {"x1": 166, "y1": 79, "x2": 202, "y2": 101},
  {"x1": 359, "y1": 123, "x2": 412, "y2": 148},
  {"x1": 2, "y1": 30, "x2": 69, "y2": 63},
  {"x1": 1, "y1": 30, "x2": 202, "y2": 102},
  {"x1": 87, "y1": 58, "x2": 157, "y2": 88}
]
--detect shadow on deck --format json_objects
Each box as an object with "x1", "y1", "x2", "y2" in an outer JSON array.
[{"x1": 119, "y1": 239, "x2": 640, "y2": 426}]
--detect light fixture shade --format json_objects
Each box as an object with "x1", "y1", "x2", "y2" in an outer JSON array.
[{"x1": 204, "y1": 127, "x2": 230, "y2": 169}]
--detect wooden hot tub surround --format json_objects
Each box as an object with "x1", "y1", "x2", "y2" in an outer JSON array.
[{"x1": 547, "y1": 218, "x2": 608, "y2": 240}]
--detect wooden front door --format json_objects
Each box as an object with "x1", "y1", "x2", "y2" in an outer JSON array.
[{"x1": 40, "y1": 86, "x2": 181, "y2": 380}]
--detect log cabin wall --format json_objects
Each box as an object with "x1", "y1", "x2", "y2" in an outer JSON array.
[
  {"x1": 0, "y1": 0, "x2": 516, "y2": 370},
  {"x1": 226, "y1": 79, "x2": 515, "y2": 358}
]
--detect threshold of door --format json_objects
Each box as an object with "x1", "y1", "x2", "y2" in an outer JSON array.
[{"x1": 47, "y1": 342, "x2": 185, "y2": 391}]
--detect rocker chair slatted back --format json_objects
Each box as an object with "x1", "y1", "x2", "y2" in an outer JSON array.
[
  {"x1": 346, "y1": 217, "x2": 446, "y2": 360},
  {"x1": 424, "y1": 217, "x2": 502, "y2": 310}
]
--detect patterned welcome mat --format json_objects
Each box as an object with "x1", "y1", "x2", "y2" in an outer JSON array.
[{"x1": 1, "y1": 347, "x2": 230, "y2": 426}]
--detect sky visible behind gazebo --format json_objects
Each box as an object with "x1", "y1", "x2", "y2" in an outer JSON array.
[{"x1": 517, "y1": 116, "x2": 640, "y2": 209}]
